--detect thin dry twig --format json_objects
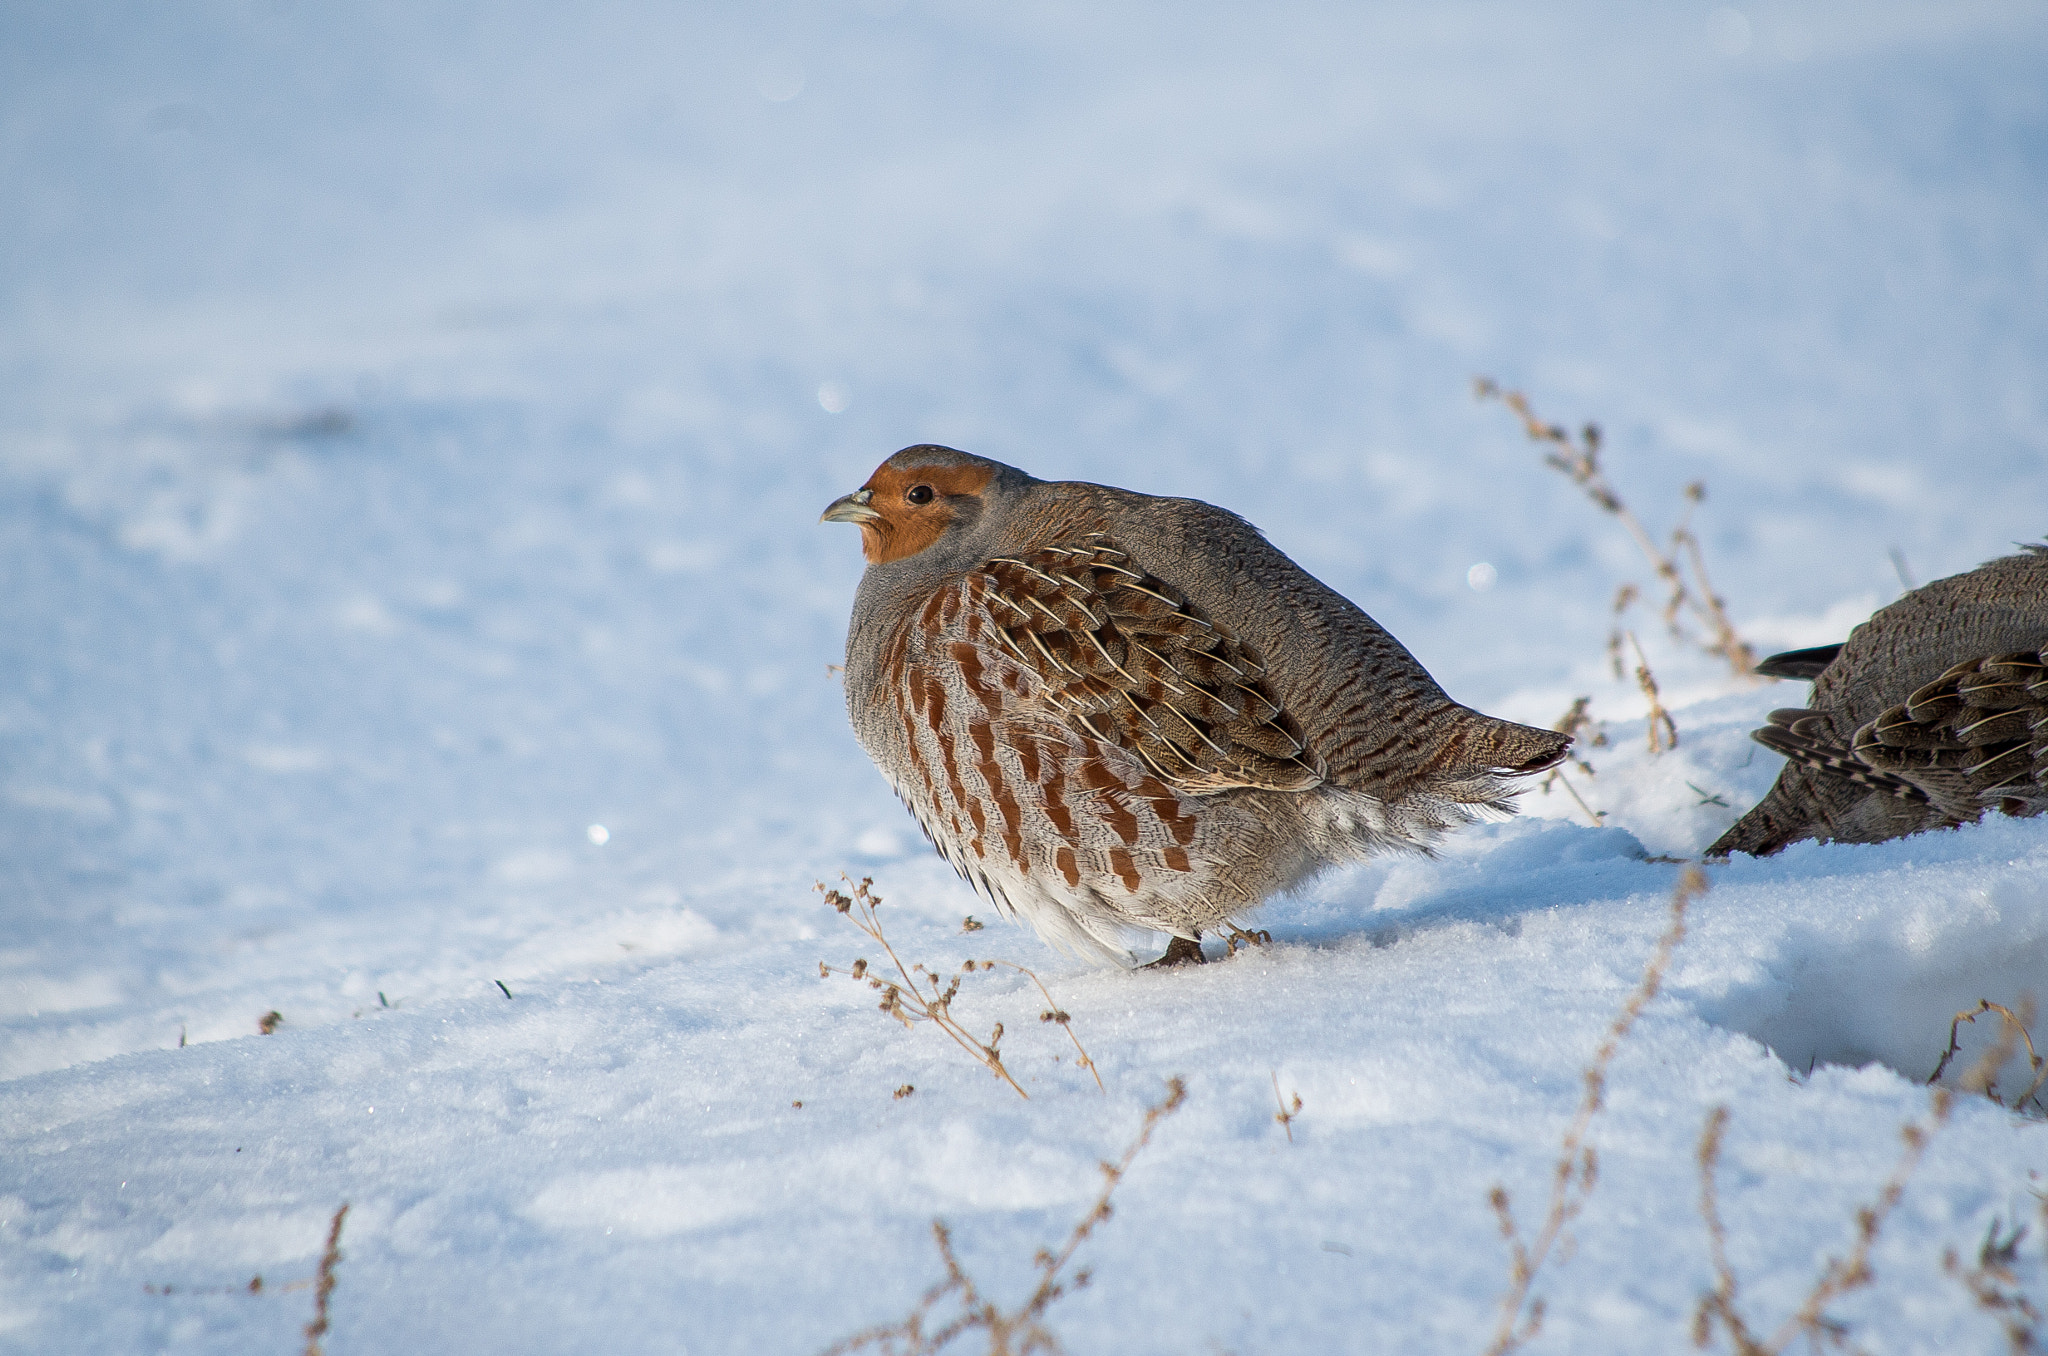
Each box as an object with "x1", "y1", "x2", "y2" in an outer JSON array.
[
  {"x1": 1927, "y1": 1000, "x2": 2048, "y2": 1112},
  {"x1": 1944, "y1": 1213, "x2": 2044, "y2": 1356},
  {"x1": 302, "y1": 1203, "x2": 349, "y2": 1356},
  {"x1": 1549, "y1": 697, "x2": 1609, "y2": 761},
  {"x1": 1938, "y1": 1026, "x2": 2048, "y2": 1355},
  {"x1": 1483, "y1": 865, "x2": 1706, "y2": 1355},
  {"x1": 819, "y1": 876, "x2": 1101, "y2": 1098},
  {"x1": 1272, "y1": 1072, "x2": 1303, "y2": 1143},
  {"x1": 1547, "y1": 771, "x2": 1607, "y2": 828},
  {"x1": 1224, "y1": 924, "x2": 1273, "y2": 956},
  {"x1": 823, "y1": 1079, "x2": 1189, "y2": 1355},
  {"x1": 1694, "y1": 1093, "x2": 1949, "y2": 1355},
  {"x1": 1629, "y1": 631, "x2": 1680, "y2": 753},
  {"x1": 1693, "y1": 1106, "x2": 1758, "y2": 1352},
  {"x1": 1476, "y1": 379, "x2": 1757, "y2": 679},
  {"x1": 1606, "y1": 585, "x2": 1639, "y2": 680},
  {"x1": 1693, "y1": 1007, "x2": 2029, "y2": 1354},
  {"x1": 1539, "y1": 697, "x2": 1610, "y2": 826}
]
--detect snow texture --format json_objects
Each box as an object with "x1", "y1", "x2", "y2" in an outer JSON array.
[{"x1": 3, "y1": 2, "x2": 2047, "y2": 1352}]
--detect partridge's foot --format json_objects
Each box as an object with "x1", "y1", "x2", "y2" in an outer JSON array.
[{"x1": 1145, "y1": 933, "x2": 1206, "y2": 968}]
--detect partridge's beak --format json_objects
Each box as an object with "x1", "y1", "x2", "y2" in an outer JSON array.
[{"x1": 820, "y1": 487, "x2": 882, "y2": 525}]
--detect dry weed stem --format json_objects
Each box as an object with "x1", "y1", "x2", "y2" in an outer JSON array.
[
  {"x1": 823, "y1": 1079, "x2": 1188, "y2": 1355},
  {"x1": 1928, "y1": 999, "x2": 2047, "y2": 1112},
  {"x1": 1945, "y1": 1207, "x2": 2046, "y2": 1355},
  {"x1": 1540, "y1": 699, "x2": 1609, "y2": 826},
  {"x1": 1694, "y1": 1092, "x2": 1947, "y2": 1355},
  {"x1": 1225, "y1": 925, "x2": 1273, "y2": 956},
  {"x1": 1475, "y1": 379, "x2": 1756, "y2": 679},
  {"x1": 302, "y1": 1203, "x2": 349, "y2": 1356},
  {"x1": 1483, "y1": 866, "x2": 1705, "y2": 1355},
  {"x1": 818, "y1": 876, "x2": 1101, "y2": 1098},
  {"x1": 1692, "y1": 1012, "x2": 2029, "y2": 1353},
  {"x1": 1629, "y1": 631, "x2": 1680, "y2": 753},
  {"x1": 1272, "y1": 1072, "x2": 1303, "y2": 1143}
]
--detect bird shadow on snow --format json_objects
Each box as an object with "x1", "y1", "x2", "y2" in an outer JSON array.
[
  {"x1": 1699, "y1": 897, "x2": 2048, "y2": 1094},
  {"x1": 1693, "y1": 820, "x2": 2048, "y2": 1095},
  {"x1": 1254, "y1": 812, "x2": 2048, "y2": 1103},
  {"x1": 1264, "y1": 815, "x2": 1667, "y2": 951}
]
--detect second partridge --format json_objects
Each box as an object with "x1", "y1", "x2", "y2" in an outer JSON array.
[{"x1": 1709, "y1": 542, "x2": 2048, "y2": 858}]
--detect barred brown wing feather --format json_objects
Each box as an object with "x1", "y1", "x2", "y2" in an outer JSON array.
[
  {"x1": 975, "y1": 538, "x2": 1323, "y2": 794},
  {"x1": 1756, "y1": 709, "x2": 1928, "y2": 803},
  {"x1": 1851, "y1": 649, "x2": 2048, "y2": 801}
]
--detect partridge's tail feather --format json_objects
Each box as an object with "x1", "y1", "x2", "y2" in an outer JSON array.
[
  {"x1": 1754, "y1": 644, "x2": 1844, "y2": 681},
  {"x1": 1424, "y1": 713, "x2": 1571, "y2": 811},
  {"x1": 1462, "y1": 715, "x2": 1573, "y2": 777}
]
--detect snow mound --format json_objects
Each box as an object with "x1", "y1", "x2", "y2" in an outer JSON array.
[{"x1": 1697, "y1": 826, "x2": 2048, "y2": 1092}]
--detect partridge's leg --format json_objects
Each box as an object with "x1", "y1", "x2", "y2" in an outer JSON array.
[{"x1": 1145, "y1": 932, "x2": 1206, "y2": 968}]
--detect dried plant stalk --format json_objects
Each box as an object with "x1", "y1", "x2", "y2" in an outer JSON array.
[
  {"x1": 1628, "y1": 631, "x2": 1680, "y2": 753},
  {"x1": 1943, "y1": 1210, "x2": 2045, "y2": 1355},
  {"x1": 1483, "y1": 866, "x2": 1706, "y2": 1355},
  {"x1": 1546, "y1": 772, "x2": 1607, "y2": 828},
  {"x1": 1224, "y1": 924, "x2": 1273, "y2": 956},
  {"x1": 302, "y1": 1203, "x2": 349, "y2": 1356},
  {"x1": 823, "y1": 1079, "x2": 1188, "y2": 1355},
  {"x1": 1272, "y1": 1071, "x2": 1303, "y2": 1143},
  {"x1": 1927, "y1": 999, "x2": 2047, "y2": 1112},
  {"x1": 1693, "y1": 1002, "x2": 2028, "y2": 1353},
  {"x1": 1539, "y1": 697, "x2": 1609, "y2": 826},
  {"x1": 1476, "y1": 379, "x2": 1757, "y2": 679},
  {"x1": 819, "y1": 876, "x2": 1101, "y2": 1098},
  {"x1": 1694, "y1": 1094, "x2": 1948, "y2": 1355}
]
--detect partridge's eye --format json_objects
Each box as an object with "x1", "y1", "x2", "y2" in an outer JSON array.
[{"x1": 905, "y1": 484, "x2": 935, "y2": 506}]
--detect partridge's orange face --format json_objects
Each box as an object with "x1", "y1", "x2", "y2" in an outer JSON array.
[{"x1": 820, "y1": 460, "x2": 995, "y2": 564}]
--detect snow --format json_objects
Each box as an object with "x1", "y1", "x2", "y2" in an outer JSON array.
[{"x1": 4, "y1": 2, "x2": 2048, "y2": 1351}]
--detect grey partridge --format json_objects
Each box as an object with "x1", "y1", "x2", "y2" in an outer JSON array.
[
  {"x1": 1709, "y1": 543, "x2": 2048, "y2": 858},
  {"x1": 822, "y1": 444, "x2": 1571, "y2": 965}
]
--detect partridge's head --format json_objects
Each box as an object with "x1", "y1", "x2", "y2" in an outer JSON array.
[{"x1": 820, "y1": 445, "x2": 1034, "y2": 565}]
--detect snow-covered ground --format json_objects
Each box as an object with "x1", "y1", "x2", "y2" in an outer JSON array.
[{"x1": 4, "y1": 3, "x2": 2047, "y2": 1351}]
